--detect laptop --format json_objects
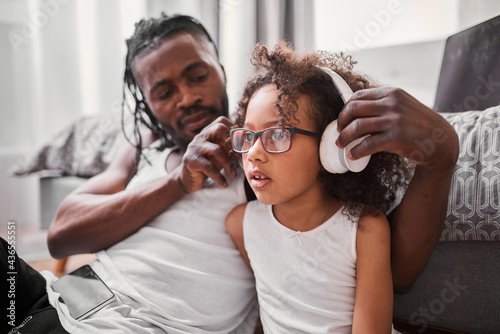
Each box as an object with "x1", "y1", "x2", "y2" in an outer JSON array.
[{"x1": 433, "y1": 14, "x2": 500, "y2": 113}]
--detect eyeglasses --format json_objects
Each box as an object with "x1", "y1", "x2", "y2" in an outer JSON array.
[{"x1": 230, "y1": 126, "x2": 320, "y2": 154}]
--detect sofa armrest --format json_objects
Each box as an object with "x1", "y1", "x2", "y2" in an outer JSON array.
[
  {"x1": 393, "y1": 241, "x2": 500, "y2": 333},
  {"x1": 40, "y1": 176, "x2": 88, "y2": 230}
]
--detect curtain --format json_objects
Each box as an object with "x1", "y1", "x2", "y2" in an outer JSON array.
[
  {"x1": 219, "y1": 0, "x2": 316, "y2": 113},
  {"x1": 4, "y1": 0, "x2": 315, "y2": 144}
]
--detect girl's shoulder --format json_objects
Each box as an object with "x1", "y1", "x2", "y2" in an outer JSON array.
[
  {"x1": 354, "y1": 209, "x2": 392, "y2": 268},
  {"x1": 225, "y1": 202, "x2": 248, "y2": 229},
  {"x1": 356, "y1": 206, "x2": 390, "y2": 238},
  {"x1": 225, "y1": 202, "x2": 253, "y2": 268}
]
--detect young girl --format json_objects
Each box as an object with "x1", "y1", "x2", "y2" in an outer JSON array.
[{"x1": 225, "y1": 42, "x2": 411, "y2": 333}]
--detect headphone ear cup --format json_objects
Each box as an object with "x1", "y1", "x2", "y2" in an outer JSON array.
[
  {"x1": 320, "y1": 121, "x2": 349, "y2": 174},
  {"x1": 317, "y1": 66, "x2": 371, "y2": 173},
  {"x1": 319, "y1": 120, "x2": 371, "y2": 174}
]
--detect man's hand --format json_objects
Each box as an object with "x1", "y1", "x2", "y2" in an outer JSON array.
[
  {"x1": 179, "y1": 116, "x2": 238, "y2": 193},
  {"x1": 336, "y1": 87, "x2": 459, "y2": 292},
  {"x1": 337, "y1": 87, "x2": 458, "y2": 170}
]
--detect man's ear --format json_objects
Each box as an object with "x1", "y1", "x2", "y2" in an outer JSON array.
[{"x1": 219, "y1": 63, "x2": 227, "y2": 84}]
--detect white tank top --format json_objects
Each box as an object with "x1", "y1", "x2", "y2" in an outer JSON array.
[
  {"x1": 243, "y1": 200, "x2": 357, "y2": 333},
  {"x1": 44, "y1": 145, "x2": 258, "y2": 334}
]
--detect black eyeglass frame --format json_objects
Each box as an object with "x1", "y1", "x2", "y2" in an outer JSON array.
[{"x1": 230, "y1": 126, "x2": 320, "y2": 154}]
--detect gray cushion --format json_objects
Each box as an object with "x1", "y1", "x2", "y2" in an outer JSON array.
[
  {"x1": 10, "y1": 112, "x2": 134, "y2": 177},
  {"x1": 441, "y1": 106, "x2": 500, "y2": 241}
]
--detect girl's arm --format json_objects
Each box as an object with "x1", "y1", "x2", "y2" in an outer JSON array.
[
  {"x1": 352, "y1": 211, "x2": 393, "y2": 334},
  {"x1": 225, "y1": 203, "x2": 252, "y2": 268}
]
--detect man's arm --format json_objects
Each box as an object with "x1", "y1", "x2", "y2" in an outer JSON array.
[
  {"x1": 47, "y1": 137, "x2": 187, "y2": 258},
  {"x1": 388, "y1": 157, "x2": 455, "y2": 293},
  {"x1": 337, "y1": 87, "x2": 459, "y2": 293},
  {"x1": 48, "y1": 117, "x2": 237, "y2": 259}
]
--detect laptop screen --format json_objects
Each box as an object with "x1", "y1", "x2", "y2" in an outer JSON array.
[{"x1": 434, "y1": 14, "x2": 500, "y2": 113}]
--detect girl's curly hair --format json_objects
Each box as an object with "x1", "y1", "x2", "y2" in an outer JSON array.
[{"x1": 234, "y1": 41, "x2": 412, "y2": 216}]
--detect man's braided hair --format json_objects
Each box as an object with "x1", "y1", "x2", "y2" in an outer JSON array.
[{"x1": 122, "y1": 13, "x2": 218, "y2": 164}]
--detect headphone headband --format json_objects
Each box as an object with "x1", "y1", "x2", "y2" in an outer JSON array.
[
  {"x1": 318, "y1": 66, "x2": 353, "y2": 104},
  {"x1": 317, "y1": 66, "x2": 371, "y2": 174}
]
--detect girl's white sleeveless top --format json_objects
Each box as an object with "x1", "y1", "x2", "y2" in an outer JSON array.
[{"x1": 244, "y1": 200, "x2": 358, "y2": 333}]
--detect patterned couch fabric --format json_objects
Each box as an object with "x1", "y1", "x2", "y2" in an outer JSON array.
[
  {"x1": 441, "y1": 105, "x2": 500, "y2": 241},
  {"x1": 10, "y1": 112, "x2": 134, "y2": 177}
]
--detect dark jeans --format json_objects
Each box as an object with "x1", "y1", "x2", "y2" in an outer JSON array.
[{"x1": 1, "y1": 237, "x2": 68, "y2": 333}]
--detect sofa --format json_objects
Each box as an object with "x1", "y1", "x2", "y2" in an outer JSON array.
[
  {"x1": 10, "y1": 105, "x2": 500, "y2": 333},
  {"x1": 393, "y1": 107, "x2": 500, "y2": 334}
]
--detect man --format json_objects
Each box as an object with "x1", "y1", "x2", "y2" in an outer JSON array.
[{"x1": 4, "y1": 14, "x2": 458, "y2": 333}]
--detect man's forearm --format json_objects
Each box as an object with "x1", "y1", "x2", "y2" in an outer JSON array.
[
  {"x1": 48, "y1": 171, "x2": 187, "y2": 258},
  {"x1": 389, "y1": 162, "x2": 455, "y2": 294}
]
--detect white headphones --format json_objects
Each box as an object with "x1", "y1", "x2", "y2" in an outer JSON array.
[{"x1": 318, "y1": 67, "x2": 371, "y2": 174}]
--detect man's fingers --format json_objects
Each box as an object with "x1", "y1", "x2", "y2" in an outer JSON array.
[
  {"x1": 193, "y1": 154, "x2": 229, "y2": 188},
  {"x1": 213, "y1": 115, "x2": 234, "y2": 127},
  {"x1": 337, "y1": 99, "x2": 386, "y2": 131},
  {"x1": 347, "y1": 132, "x2": 394, "y2": 160},
  {"x1": 338, "y1": 87, "x2": 408, "y2": 131},
  {"x1": 190, "y1": 140, "x2": 236, "y2": 185},
  {"x1": 203, "y1": 130, "x2": 237, "y2": 178},
  {"x1": 209, "y1": 141, "x2": 238, "y2": 179},
  {"x1": 200, "y1": 118, "x2": 234, "y2": 155},
  {"x1": 204, "y1": 116, "x2": 234, "y2": 136},
  {"x1": 204, "y1": 119, "x2": 238, "y2": 178},
  {"x1": 348, "y1": 87, "x2": 394, "y2": 101},
  {"x1": 181, "y1": 116, "x2": 238, "y2": 190},
  {"x1": 336, "y1": 114, "x2": 394, "y2": 149}
]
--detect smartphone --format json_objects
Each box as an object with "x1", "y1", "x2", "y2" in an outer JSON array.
[{"x1": 51, "y1": 265, "x2": 115, "y2": 320}]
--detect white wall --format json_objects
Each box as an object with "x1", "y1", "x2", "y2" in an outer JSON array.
[
  {"x1": 351, "y1": 39, "x2": 446, "y2": 107},
  {"x1": 314, "y1": 0, "x2": 500, "y2": 107},
  {"x1": 0, "y1": 1, "x2": 42, "y2": 237},
  {"x1": 314, "y1": 0, "x2": 459, "y2": 52}
]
